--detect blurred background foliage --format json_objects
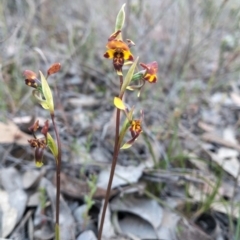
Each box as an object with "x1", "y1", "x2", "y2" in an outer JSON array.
[{"x1": 1, "y1": 0, "x2": 240, "y2": 120}]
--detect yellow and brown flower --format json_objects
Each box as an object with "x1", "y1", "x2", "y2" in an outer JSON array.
[
  {"x1": 28, "y1": 138, "x2": 47, "y2": 167},
  {"x1": 28, "y1": 120, "x2": 49, "y2": 167},
  {"x1": 23, "y1": 70, "x2": 40, "y2": 88},
  {"x1": 127, "y1": 110, "x2": 144, "y2": 146},
  {"x1": 140, "y1": 61, "x2": 158, "y2": 83},
  {"x1": 104, "y1": 31, "x2": 134, "y2": 75},
  {"x1": 129, "y1": 119, "x2": 142, "y2": 138}
]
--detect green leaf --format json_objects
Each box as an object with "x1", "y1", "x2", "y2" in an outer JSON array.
[
  {"x1": 39, "y1": 71, "x2": 54, "y2": 113},
  {"x1": 47, "y1": 132, "x2": 58, "y2": 158},
  {"x1": 118, "y1": 118, "x2": 130, "y2": 147},
  {"x1": 40, "y1": 102, "x2": 50, "y2": 110},
  {"x1": 127, "y1": 107, "x2": 134, "y2": 121},
  {"x1": 118, "y1": 107, "x2": 135, "y2": 147},
  {"x1": 120, "y1": 57, "x2": 139, "y2": 96},
  {"x1": 115, "y1": 4, "x2": 126, "y2": 32},
  {"x1": 32, "y1": 90, "x2": 49, "y2": 110},
  {"x1": 114, "y1": 97, "x2": 126, "y2": 110},
  {"x1": 120, "y1": 142, "x2": 132, "y2": 149}
]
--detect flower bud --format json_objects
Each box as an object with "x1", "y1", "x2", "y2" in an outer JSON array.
[
  {"x1": 28, "y1": 120, "x2": 40, "y2": 132},
  {"x1": 41, "y1": 120, "x2": 49, "y2": 136},
  {"x1": 115, "y1": 4, "x2": 126, "y2": 32},
  {"x1": 47, "y1": 63, "x2": 61, "y2": 76}
]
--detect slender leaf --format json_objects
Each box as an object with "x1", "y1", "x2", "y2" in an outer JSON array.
[
  {"x1": 47, "y1": 133, "x2": 58, "y2": 159},
  {"x1": 39, "y1": 71, "x2": 54, "y2": 113},
  {"x1": 32, "y1": 90, "x2": 49, "y2": 110},
  {"x1": 120, "y1": 142, "x2": 132, "y2": 149},
  {"x1": 115, "y1": 4, "x2": 126, "y2": 32},
  {"x1": 119, "y1": 119, "x2": 130, "y2": 147},
  {"x1": 120, "y1": 57, "x2": 139, "y2": 96}
]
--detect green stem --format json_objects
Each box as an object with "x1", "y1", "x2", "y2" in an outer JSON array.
[
  {"x1": 98, "y1": 75, "x2": 123, "y2": 240},
  {"x1": 51, "y1": 113, "x2": 61, "y2": 240}
]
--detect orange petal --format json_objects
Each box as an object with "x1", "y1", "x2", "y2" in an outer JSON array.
[
  {"x1": 23, "y1": 70, "x2": 37, "y2": 80},
  {"x1": 106, "y1": 40, "x2": 129, "y2": 51}
]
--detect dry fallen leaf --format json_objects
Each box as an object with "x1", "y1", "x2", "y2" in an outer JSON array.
[
  {"x1": 156, "y1": 209, "x2": 179, "y2": 240},
  {"x1": 205, "y1": 146, "x2": 240, "y2": 179},
  {"x1": 98, "y1": 200, "x2": 115, "y2": 239},
  {"x1": 113, "y1": 212, "x2": 157, "y2": 239},
  {"x1": 22, "y1": 169, "x2": 44, "y2": 189},
  {"x1": 110, "y1": 194, "x2": 163, "y2": 229},
  {"x1": 230, "y1": 92, "x2": 240, "y2": 106},
  {"x1": 198, "y1": 121, "x2": 215, "y2": 132},
  {"x1": 97, "y1": 164, "x2": 144, "y2": 190},
  {"x1": 34, "y1": 223, "x2": 54, "y2": 240},
  {"x1": 177, "y1": 218, "x2": 212, "y2": 240},
  {"x1": 0, "y1": 189, "x2": 18, "y2": 237},
  {"x1": 202, "y1": 127, "x2": 240, "y2": 179},
  {"x1": 0, "y1": 120, "x2": 31, "y2": 145},
  {"x1": 0, "y1": 168, "x2": 28, "y2": 237},
  {"x1": 211, "y1": 202, "x2": 239, "y2": 218},
  {"x1": 54, "y1": 172, "x2": 110, "y2": 199},
  {"x1": 67, "y1": 95, "x2": 99, "y2": 108},
  {"x1": 41, "y1": 178, "x2": 76, "y2": 240},
  {"x1": 77, "y1": 230, "x2": 97, "y2": 240}
]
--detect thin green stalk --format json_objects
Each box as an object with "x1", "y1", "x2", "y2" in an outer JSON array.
[
  {"x1": 98, "y1": 75, "x2": 123, "y2": 240},
  {"x1": 235, "y1": 207, "x2": 240, "y2": 240},
  {"x1": 51, "y1": 113, "x2": 62, "y2": 240}
]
